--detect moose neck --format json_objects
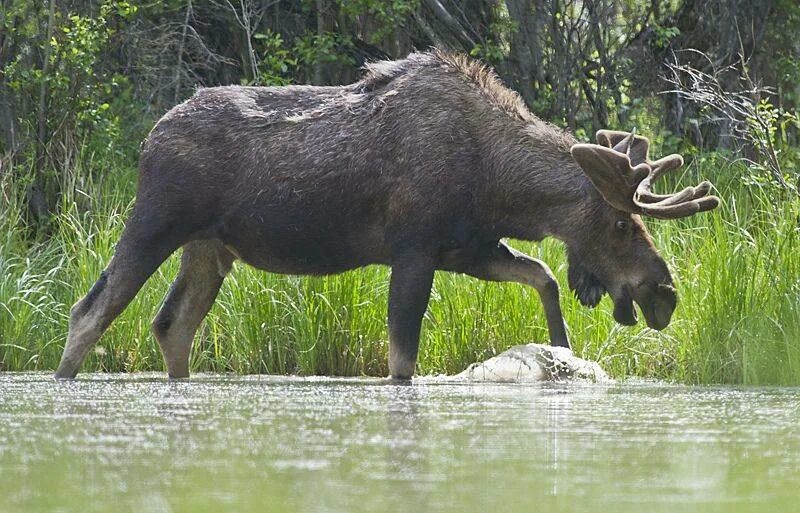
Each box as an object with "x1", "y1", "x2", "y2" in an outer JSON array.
[{"x1": 481, "y1": 124, "x2": 598, "y2": 243}]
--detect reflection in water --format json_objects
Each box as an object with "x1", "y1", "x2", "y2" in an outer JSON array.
[
  {"x1": 545, "y1": 388, "x2": 572, "y2": 497},
  {"x1": 0, "y1": 374, "x2": 799, "y2": 513},
  {"x1": 384, "y1": 385, "x2": 423, "y2": 480}
]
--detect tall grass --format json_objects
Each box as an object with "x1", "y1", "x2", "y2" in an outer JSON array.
[{"x1": 1, "y1": 157, "x2": 798, "y2": 383}]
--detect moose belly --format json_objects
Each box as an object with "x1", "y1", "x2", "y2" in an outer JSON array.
[{"x1": 217, "y1": 208, "x2": 389, "y2": 275}]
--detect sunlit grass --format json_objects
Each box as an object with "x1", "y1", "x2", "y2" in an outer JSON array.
[{"x1": 1, "y1": 158, "x2": 798, "y2": 384}]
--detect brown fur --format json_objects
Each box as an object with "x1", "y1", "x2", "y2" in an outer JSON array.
[{"x1": 55, "y1": 51, "x2": 695, "y2": 380}]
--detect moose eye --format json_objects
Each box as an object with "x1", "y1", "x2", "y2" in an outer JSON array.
[{"x1": 615, "y1": 220, "x2": 628, "y2": 231}]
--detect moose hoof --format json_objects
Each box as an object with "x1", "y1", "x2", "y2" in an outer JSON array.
[
  {"x1": 385, "y1": 375, "x2": 413, "y2": 385},
  {"x1": 388, "y1": 360, "x2": 416, "y2": 381},
  {"x1": 53, "y1": 367, "x2": 78, "y2": 380}
]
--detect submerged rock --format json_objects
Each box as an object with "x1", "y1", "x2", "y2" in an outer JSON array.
[{"x1": 454, "y1": 343, "x2": 612, "y2": 383}]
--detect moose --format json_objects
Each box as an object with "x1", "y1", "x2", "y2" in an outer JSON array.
[{"x1": 55, "y1": 51, "x2": 719, "y2": 380}]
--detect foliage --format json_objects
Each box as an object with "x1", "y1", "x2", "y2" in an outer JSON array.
[
  {"x1": 294, "y1": 31, "x2": 356, "y2": 75},
  {"x1": 0, "y1": 0, "x2": 141, "y2": 230},
  {"x1": 3, "y1": 1, "x2": 136, "y2": 154},
  {"x1": 337, "y1": 0, "x2": 419, "y2": 44},
  {"x1": 650, "y1": 23, "x2": 680, "y2": 49},
  {"x1": 469, "y1": 8, "x2": 514, "y2": 63},
  {"x1": 745, "y1": 99, "x2": 800, "y2": 189},
  {"x1": 250, "y1": 30, "x2": 296, "y2": 86}
]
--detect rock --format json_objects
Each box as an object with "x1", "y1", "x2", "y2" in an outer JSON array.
[{"x1": 453, "y1": 343, "x2": 612, "y2": 383}]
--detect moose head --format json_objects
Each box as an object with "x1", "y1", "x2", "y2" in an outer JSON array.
[{"x1": 568, "y1": 130, "x2": 720, "y2": 330}]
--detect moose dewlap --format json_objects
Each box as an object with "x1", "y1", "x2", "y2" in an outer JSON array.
[{"x1": 55, "y1": 51, "x2": 719, "y2": 380}]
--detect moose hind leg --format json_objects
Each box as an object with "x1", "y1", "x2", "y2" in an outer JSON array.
[
  {"x1": 55, "y1": 222, "x2": 181, "y2": 379},
  {"x1": 152, "y1": 240, "x2": 234, "y2": 379}
]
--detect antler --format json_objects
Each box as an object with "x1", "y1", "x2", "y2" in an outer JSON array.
[{"x1": 570, "y1": 130, "x2": 720, "y2": 219}]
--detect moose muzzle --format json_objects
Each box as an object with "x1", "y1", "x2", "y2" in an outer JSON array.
[{"x1": 633, "y1": 281, "x2": 677, "y2": 330}]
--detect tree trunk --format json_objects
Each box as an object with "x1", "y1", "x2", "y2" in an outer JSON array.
[
  {"x1": 314, "y1": 0, "x2": 325, "y2": 85},
  {"x1": 505, "y1": 0, "x2": 537, "y2": 107},
  {"x1": 173, "y1": 0, "x2": 193, "y2": 104},
  {"x1": 30, "y1": 0, "x2": 57, "y2": 225}
]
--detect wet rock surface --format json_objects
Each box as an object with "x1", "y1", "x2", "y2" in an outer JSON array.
[{"x1": 453, "y1": 343, "x2": 612, "y2": 383}]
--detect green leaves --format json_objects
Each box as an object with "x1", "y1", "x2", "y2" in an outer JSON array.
[
  {"x1": 2, "y1": 0, "x2": 131, "y2": 164},
  {"x1": 337, "y1": 0, "x2": 418, "y2": 43},
  {"x1": 249, "y1": 30, "x2": 296, "y2": 86},
  {"x1": 651, "y1": 23, "x2": 680, "y2": 49}
]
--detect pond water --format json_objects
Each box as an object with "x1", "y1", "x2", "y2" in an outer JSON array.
[{"x1": 0, "y1": 373, "x2": 799, "y2": 513}]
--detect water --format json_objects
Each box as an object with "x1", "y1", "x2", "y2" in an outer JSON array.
[{"x1": 0, "y1": 373, "x2": 799, "y2": 513}]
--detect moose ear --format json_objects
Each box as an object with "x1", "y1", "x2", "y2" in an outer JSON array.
[
  {"x1": 596, "y1": 130, "x2": 650, "y2": 166},
  {"x1": 570, "y1": 143, "x2": 650, "y2": 212}
]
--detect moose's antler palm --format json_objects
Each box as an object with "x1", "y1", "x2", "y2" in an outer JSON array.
[{"x1": 571, "y1": 130, "x2": 720, "y2": 219}]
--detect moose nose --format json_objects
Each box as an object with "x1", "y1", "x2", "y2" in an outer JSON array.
[{"x1": 635, "y1": 282, "x2": 677, "y2": 331}]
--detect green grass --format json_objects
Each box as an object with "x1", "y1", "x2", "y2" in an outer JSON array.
[{"x1": 1, "y1": 157, "x2": 798, "y2": 384}]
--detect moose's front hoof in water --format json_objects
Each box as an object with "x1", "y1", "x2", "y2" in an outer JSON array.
[
  {"x1": 166, "y1": 363, "x2": 191, "y2": 380},
  {"x1": 388, "y1": 350, "x2": 417, "y2": 381},
  {"x1": 380, "y1": 375, "x2": 414, "y2": 386},
  {"x1": 166, "y1": 362, "x2": 191, "y2": 380},
  {"x1": 54, "y1": 358, "x2": 81, "y2": 380},
  {"x1": 53, "y1": 368, "x2": 78, "y2": 381}
]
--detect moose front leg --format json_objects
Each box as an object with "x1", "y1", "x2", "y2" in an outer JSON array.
[
  {"x1": 441, "y1": 241, "x2": 570, "y2": 349},
  {"x1": 387, "y1": 253, "x2": 436, "y2": 379}
]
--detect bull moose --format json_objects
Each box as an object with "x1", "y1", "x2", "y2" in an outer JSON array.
[{"x1": 55, "y1": 50, "x2": 719, "y2": 380}]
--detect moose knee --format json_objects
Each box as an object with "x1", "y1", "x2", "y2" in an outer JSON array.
[
  {"x1": 538, "y1": 275, "x2": 559, "y2": 296},
  {"x1": 528, "y1": 262, "x2": 559, "y2": 293}
]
